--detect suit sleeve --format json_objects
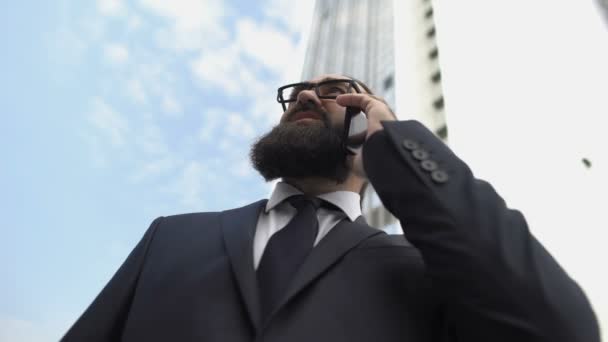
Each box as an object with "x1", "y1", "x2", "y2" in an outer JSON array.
[
  {"x1": 61, "y1": 216, "x2": 164, "y2": 342},
  {"x1": 362, "y1": 120, "x2": 599, "y2": 342}
]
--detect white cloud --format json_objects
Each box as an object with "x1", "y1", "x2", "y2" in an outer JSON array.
[
  {"x1": 78, "y1": 131, "x2": 109, "y2": 168},
  {"x1": 235, "y1": 18, "x2": 298, "y2": 73},
  {"x1": 190, "y1": 16, "x2": 299, "y2": 95},
  {"x1": 250, "y1": 90, "x2": 284, "y2": 126},
  {"x1": 218, "y1": 138, "x2": 232, "y2": 152},
  {"x1": 161, "y1": 93, "x2": 183, "y2": 117},
  {"x1": 107, "y1": 239, "x2": 130, "y2": 260},
  {"x1": 0, "y1": 315, "x2": 67, "y2": 342},
  {"x1": 86, "y1": 0, "x2": 314, "y2": 208},
  {"x1": 130, "y1": 156, "x2": 177, "y2": 183},
  {"x1": 127, "y1": 78, "x2": 147, "y2": 104},
  {"x1": 188, "y1": 1, "x2": 314, "y2": 127},
  {"x1": 263, "y1": 0, "x2": 316, "y2": 35},
  {"x1": 103, "y1": 43, "x2": 129, "y2": 65},
  {"x1": 198, "y1": 125, "x2": 216, "y2": 143},
  {"x1": 226, "y1": 113, "x2": 256, "y2": 139},
  {"x1": 128, "y1": 120, "x2": 178, "y2": 183},
  {"x1": 140, "y1": 0, "x2": 222, "y2": 31},
  {"x1": 126, "y1": 63, "x2": 183, "y2": 118},
  {"x1": 87, "y1": 98, "x2": 129, "y2": 147},
  {"x1": 126, "y1": 63, "x2": 178, "y2": 112},
  {"x1": 162, "y1": 161, "x2": 210, "y2": 210},
  {"x1": 134, "y1": 122, "x2": 169, "y2": 155},
  {"x1": 198, "y1": 108, "x2": 260, "y2": 145},
  {"x1": 231, "y1": 159, "x2": 253, "y2": 178},
  {"x1": 198, "y1": 109, "x2": 223, "y2": 142},
  {"x1": 97, "y1": 0, "x2": 126, "y2": 16},
  {"x1": 46, "y1": 28, "x2": 87, "y2": 69},
  {"x1": 127, "y1": 15, "x2": 142, "y2": 31},
  {"x1": 190, "y1": 44, "x2": 250, "y2": 95},
  {"x1": 0, "y1": 316, "x2": 48, "y2": 342},
  {"x1": 139, "y1": 0, "x2": 229, "y2": 51}
]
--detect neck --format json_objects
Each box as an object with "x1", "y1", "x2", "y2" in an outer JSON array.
[{"x1": 283, "y1": 175, "x2": 363, "y2": 196}]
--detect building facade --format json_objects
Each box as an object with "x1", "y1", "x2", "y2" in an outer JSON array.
[
  {"x1": 301, "y1": 0, "x2": 447, "y2": 233},
  {"x1": 598, "y1": 0, "x2": 608, "y2": 23}
]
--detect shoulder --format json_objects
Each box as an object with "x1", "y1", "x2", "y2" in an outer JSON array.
[
  {"x1": 359, "y1": 231, "x2": 413, "y2": 248},
  {"x1": 144, "y1": 212, "x2": 223, "y2": 249},
  {"x1": 347, "y1": 231, "x2": 425, "y2": 274},
  {"x1": 358, "y1": 231, "x2": 422, "y2": 257},
  {"x1": 151, "y1": 199, "x2": 266, "y2": 239},
  {"x1": 157, "y1": 199, "x2": 267, "y2": 228},
  {"x1": 159, "y1": 211, "x2": 222, "y2": 229}
]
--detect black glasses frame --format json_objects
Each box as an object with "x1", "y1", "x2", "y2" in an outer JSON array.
[{"x1": 276, "y1": 79, "x2": 362, "y2": 111}]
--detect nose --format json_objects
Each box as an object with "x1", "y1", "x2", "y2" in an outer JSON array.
[{"x1": 295, "y1": 88, "x2": 322, "y2": 108}]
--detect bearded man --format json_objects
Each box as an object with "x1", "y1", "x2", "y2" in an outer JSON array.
[{"x1": 62, "y1": 74, "x2": 599, "y2": 342}]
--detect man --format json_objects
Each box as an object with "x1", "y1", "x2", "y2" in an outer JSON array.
[{"x1": 62, "y1": 74, "x2": 599, "y2": 341}]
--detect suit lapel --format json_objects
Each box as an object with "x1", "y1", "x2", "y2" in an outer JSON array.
[
  {"x1": 220, "y1": 199, "x2": 267, "y2": 333},
  {"x1": 263, "y1": 217, "x2": 384, "y2": 327}
]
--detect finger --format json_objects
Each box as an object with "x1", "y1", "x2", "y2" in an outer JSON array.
[
  {"x1": 336, "y1": 93, "x2": 377, "y2": 111},
  {"x1": 337, "y1": 93, "x2": 397, "y2": 120}
]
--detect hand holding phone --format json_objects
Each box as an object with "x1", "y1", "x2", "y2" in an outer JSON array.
[
  {"x1": 343, "y1": 106, "x2": 368, "y2": 155},
  {"x1": 337, "y1": 93, "x2": 397, "y2": 177}
]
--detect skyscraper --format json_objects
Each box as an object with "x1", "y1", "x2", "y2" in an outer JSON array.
[
  {"x1": 301, "y1": 0, "x2": 447, "y2": 232},
  {"x1": 598, "y1": 0, "x2": 608, "y2": 23}
]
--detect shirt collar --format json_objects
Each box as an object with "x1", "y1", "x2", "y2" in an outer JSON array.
[{"x1": 265, "y1": 181, "x2": 362, "y2": 222}]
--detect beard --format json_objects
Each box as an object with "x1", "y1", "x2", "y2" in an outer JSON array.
[{"x1": 250, "y1": 115, "x2": 350, "y2": 183}]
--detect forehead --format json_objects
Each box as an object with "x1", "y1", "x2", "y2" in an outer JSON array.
[{"x1": 305, "y1": 74, "x2": 351, "y2": 83}]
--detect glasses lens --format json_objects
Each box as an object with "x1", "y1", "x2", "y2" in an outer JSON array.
[
  {"x1": 317, "y1": 80, "x2": 353, "y2": 98},
  {"x1": 280, "y1": 84, "x2": 307, "y2": 103},
  {"x1": 278, "y1": 80, "x2": 356, "y2": 105}
]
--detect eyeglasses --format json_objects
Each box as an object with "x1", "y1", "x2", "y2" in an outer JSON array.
[{"x1": 276, "y1": 79, "x2": 361, "y2": 111}]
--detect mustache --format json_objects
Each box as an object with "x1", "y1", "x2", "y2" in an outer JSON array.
[{"x1": 284, "y1": 102, "x2": 330, "y2": 123}]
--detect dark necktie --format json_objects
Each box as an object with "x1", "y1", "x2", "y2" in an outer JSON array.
[{"x1": 257, "y1": 195, "x2": 320, "y2": 319}]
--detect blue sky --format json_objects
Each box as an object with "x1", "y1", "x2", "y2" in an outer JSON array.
[{"x1": 0, "y1": 0, "x2": 313, "y2": 339}]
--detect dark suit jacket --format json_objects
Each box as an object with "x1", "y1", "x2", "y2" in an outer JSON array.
[{"x1": 62, "y1": 121, "x2": 600, "y2": 342}]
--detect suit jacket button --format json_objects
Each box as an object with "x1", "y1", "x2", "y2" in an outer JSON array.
[
  {"x1": 431, "y1": 170, "x2": 449, "y2": 183},
  {"x1": 420, "y1": 159, "x2": 438, "y2": 171},
  {"x1": 402, "y1": 139, "x2": 419, "y2": 150},
  {"x1": 412, "y1": 149, "x2": 429, "y2": 160}
]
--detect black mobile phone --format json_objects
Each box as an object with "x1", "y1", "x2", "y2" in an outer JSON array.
[{"x1": 343, "y1": 106, "x2": 367, "y2": 155}]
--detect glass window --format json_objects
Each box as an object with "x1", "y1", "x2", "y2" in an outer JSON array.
[
  {"x1": 383, "y1": 74, "x2": 394, "y2": 90},
  {"x1": 431, "y1": 70, "x2": 441, "y2": 83},
  {"x1": 436, "y1": 124, "x2": 448, "y2": 139},
  {"x1": 433, "y1": 96, "x2": 445, "y2": 110}
]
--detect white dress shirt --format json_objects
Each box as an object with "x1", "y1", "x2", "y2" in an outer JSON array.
[{"x1": 253, "y1": 182, "x2": 362, "y2": 269}]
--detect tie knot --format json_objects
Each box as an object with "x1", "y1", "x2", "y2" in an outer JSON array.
[{"x1": 287, "y1": 195, "x2": 321, "y2": 211}]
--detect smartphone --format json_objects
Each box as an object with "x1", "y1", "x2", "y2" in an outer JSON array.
[{"x1": 343, "y1": 106, "x2": 368, "y2": 155}]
